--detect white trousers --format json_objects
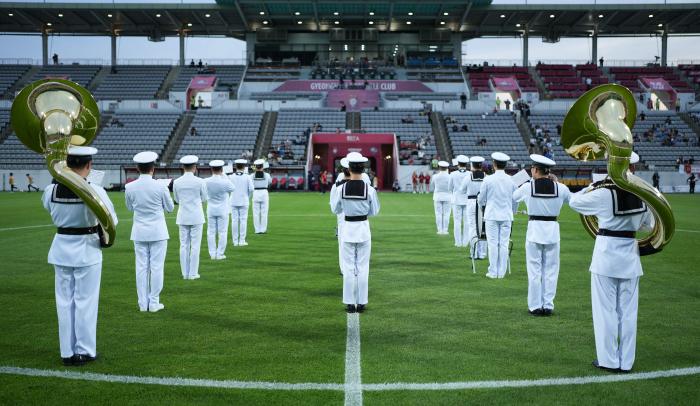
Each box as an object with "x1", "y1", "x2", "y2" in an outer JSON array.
[
  {"x1": 526, "y1": 241, "x2": 560, "y2": 311},
  {"x1": 337, "y1": 219, "x2": 344, "y2": 272},
  {"x1": 252, "y1": 199, "x2": 269, "y2": 233},
  {"x1": 230, "y1": 206, "x2": 249, "y2": 245},
  {"x1": 341, "y1": 240, "x2": 371, "y2": 305},
  {"x1": 485, "y1": 220, "x2": 511, "y2": 278},
  {"x1": 452, "y1": 204, "x2": 469, "y2": 246},
  {"x1": 207, "y1": 215, "x2": 229, "y2": 259},
  {"x1": 134, "y1": 240, "x2": 167, "y2": 311},
  {"x1": 591, "y1": 273, "x2": 640, "y2": 371},
  {"x1": 434, "y1": 200, "x2": 451, "y2": 234},
  {"x1": 467, "y1": 200, "x2": 487, "y2": 258},
  {"x1": 54, "y1": 263, "x2": 101, "y2": 358},
  {"x1": 179, "y1": 224, "x2": 203, "y2": 279}
]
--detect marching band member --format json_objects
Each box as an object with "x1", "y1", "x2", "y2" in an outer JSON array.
[
  {"x1": 125, "y1": 151, "x2": 174, "y2": 312},
  {"x1": 478, "y1": 152, "x2": 517, "y2": 279},
  {"x1": 431, "y1": 161, "x2": 452, "y2": 235},
  {"x1": 205, "y1": 160, "x2": 234, "y2": 260},
  {"x1": 331, "y1": 152, "x2": 380, "y2": 313},
  {"x1": 42, "y1": 146, "x2": 118, "y2": 366},
  {"x1": 449, "y1": 155, "x2": 471, "y2": 247},
  {"x1": 173, "y1": 155, "x2": 207, "y2": 280},
  {"x1": 229, "y1": 159, "x2": 254, "y2": 246},
  {"x1": 251, "y1": 159, "x2": 272, "y2": 234},
  {"x1": 569, "y1": 152, "x2": 653, "y2": 373},
  {"x1": 513, "y1": 154, "x2": 571, "y2": 316},
  {"x1": 461, "y1": 156, "x2": 487, "y2": 259},
  {"x1": 331, "y1": 158, "x2": 351, "y2": 274}
]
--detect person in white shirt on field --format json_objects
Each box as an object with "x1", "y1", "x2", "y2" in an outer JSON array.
[
  {"x1": 569, "y1": 152, "x2": 654, "y2": 373},
  {"x1": 228, "y1": 159, "x2": 254, "y2": 246},
  {"x1": 125, "y1": 151, "x2": 174, "y2": 312},
  {"x1": 205, "y1": 160, "x2": 234, "y2": 260},
  {"x1": 330, "y1": 152, "x2": 380, "y2": 313},
  {"x1": 42, "y1": 146, "x2": 118, "y2": 366},
  {"x1": 251, "y1": 159, "x2": 272, "y2": 234},
  {"x1": 173, "y1": 155, "x2": 207, "y2": 280},
  {"x1": 513, "y1": 154, "x2": 571, "y2": 316},
  {"x1": 449, "y1": 155, "x2": 471, "y2": 247},
  {"x1": 460, "y1": 156, "x2": 488, "y2": 259},
  {"x1": 431, "y1": 161, "x2": 452, "y2": 235},
  {"x1": 478, "y1": 152, "x2": 517, "y2": 279}
]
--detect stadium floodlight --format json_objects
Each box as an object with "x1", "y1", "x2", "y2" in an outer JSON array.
[
  {"x1": 369, "y1": 21, "x2": 374, "y2": 25},
  {"x1": 58, "y1": 14, "x2": 63, "y2": 18},
  {"x1": 187, "y1": 23, "x2": 192, "y2": 27},
  {"x1": 259, "y1": 11, "x2": 265, "y2": 15},
  {"x1": 369, "y1": 12, "x2": 374, "y2": 16},
  {"x1": 334, "y1": 12, "x2": 339, "y2": 16},
  {"x1": 297, "y1": 20, "x2": 303, "y2": 24},
  {"x1": 658, "y1": 23, "x2": 663, "y2": 27},
  {"x1": 205, "y1": 14, "x2": 210, "y2": 18},
  {"x1": 156, "y1": 14, "x2": 161, "y2": 18},
  {"x1": 649, "y1": 14, "x2": 654, "y2": 18},
  {"x1": 406, "y1": 21, "x2": 412, "y2": 25},
  {"x1": 515, "y1": 23, "x2": 521, "y2": 27},
  {"x1": 46, "y1": 22, "x2": 52, "y2": 26},
  {"x1": 262, "y1": 20, "x2": 268, "y2": 24},
  {"x1": 8, "y1": 13, "x2": 13, "y2": 17},
  {"x1": 444, "y1": 12, "x2": 449, "y2": 16},
  {"x1": 107, "y1": 14, "x2": 112, "y2": 18},
  {"x1": 549, "y1": 14, "x2": 555, "y2": 18},
  {"x1": 294, "y1": 12, "x2": 300, "y2": 16},
  {"x1": 598, "y1": 14, "x2": 604, "y2": 18},
  {"x1": 500, "y1": 14, "x2": 505, "y2": 18},
  {"x1": 408, "y1": 12, "x2": 413, "y2": 16},
  {"x1": 440, "y1": 21, "x2": 445, "y2": 25},
  {"x1": 334, "y1": 21, "x2": 340, "y2": 24}
]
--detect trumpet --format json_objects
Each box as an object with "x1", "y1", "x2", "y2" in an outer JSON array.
[
  {"x1": 561, "y1": 84, "x2": 674, "y2": 255},
  {"x1": 11, "y1": 79, "x2": 116, "y2": 247}
]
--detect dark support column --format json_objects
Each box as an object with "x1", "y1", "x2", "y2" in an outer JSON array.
[
  {"x1": 522, "y1": 31, "x2": 529, "y2": 67},
  {"x1": 661, "y1": 30, "x2": 668, "y2": 67},
  {"x1": 111, "y1": 33, "x2": 117, "y2": 66},
  {"x1": 591, "y1": 33, "x2": 598, "y2": 64},
  {"x1": 179, "y1": 31, "x2": 185, "y2": 67},
  {"x1": 42, "y1": 31, "x2": 48, "y2": 66}
]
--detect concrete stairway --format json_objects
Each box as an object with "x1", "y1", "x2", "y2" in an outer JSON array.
[
  {"x1": 2, "y1": 65, "x2": 40, "y2": 98},
  {"x1": 431, "y1": 111, "x2": 452, "y2": 160},
  {"x1": 87, "y1": 66, "x2": 110, "y2": 93},
  {"x1": 157, "y1": 66, "x2": 180, "y2": 99},
  {"x1": 161, "y1": 111, "x2": 194, "y2": 164},
  {"x1": 253, "y1": 111, "x2": 278, "y2": 160}
]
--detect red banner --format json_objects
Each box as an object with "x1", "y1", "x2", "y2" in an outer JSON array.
[
  {"x1": 188, "y1": 75, "x2": 217, "y2": 90},
  {"x1": 312, "y1": 132, "x2": 396, "y2": 144},
  {"x1": 326, "y1": 90, "x2": 380, "y2": 112},
  {"x1": 274, "y1": 80, "x2": 433, "y2": 92},
  {"x1": 491, "y1": 76, "x2": 520, "y2": 92},
  {"x1": 640, "y1": 76, "x2": 677, "y2": 104}
]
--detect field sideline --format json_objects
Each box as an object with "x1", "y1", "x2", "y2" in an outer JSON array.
[{"x1": 0, "y1": 191, "x2": 698, "y2": 405}]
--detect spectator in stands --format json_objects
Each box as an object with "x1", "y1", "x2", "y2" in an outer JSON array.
[
  {"x1": 479, "y1": 138, "x2": 487, "y2": 147},
  {"x1": 640, "y1": 112, "x2": 646, "y2": 121},
  {"x1": 338, "y1": 76, "x2": 344, "y2": 89},
  {"x1": 460, "y1": 93, "x2": 467, "y2": 109},
  {"x1": 638, "y1": 93, "x2": 644, "y2": 102},
  {"x1": 452, "y1": 123, "x2": 459, "y2": 132},
  {"x1": 556, "y1": 124, "x2": 562, "y2": 135},
  {"x1": 504, "y1": 99, "x2": 511, "y2": 111},
  {"x1": 198, "y1": 59, "x2": 203, "y2": 68},
  {"x1": 655, "y1": 99, "x2": 661, "y2": 110},
  {"x1": 543, "y1": 147, "x2": 553, "y2": 160},
  {"x1": 535, "y1": 125, "x2": 542, "y2": 137},
  {"x1": 190, "y1": 127, "x2": 198, "y2": 137},
  {"x1": 585, "y1": 77, "x2": 593, "y2": 90},
  {"x1": 320, "y1": 171, "x2": 328, "y2": 194},
  {"x1": 294, "y1": 134, "x2": 303, "y2": 145},
  {"x1": 431, "y1": 157, "x2": 438, "y2": 170},
  {"x1": 647, "y1": 98, "x2": 653, "y2": 110},
  {"x1": 364, "y1": 79, "x2": 369, "y2": 89},
  {"x1": 392, "y1": 179, "x2": 401, "y2": 192},
  {"x1": 688, "y1": 173, "x2": 696, "y2": 194},
  {"x1": 665, "y1": 117, "x2": 672, "y2": 126},
  {"x1": 52, "y1": 53, "x2": 59, "y2": 65},
  {"x1": 495, "y1": 97, "x2": 502, "y2": 111},
  {"x1": 461, "y1": 123, "x2": 469, "y2": 132},
  {"x1": 335, "y1": 127, "x2": 341, "y2": 134},
  {"x1": 198, "y1": 96, "x2": 204, "y2": 109},
  {"x1": 402, "y1": 114, "x2": 414, "y2": 124},
  {"x1": 652, "y1": 172, "x2": 660, "y2": 189},
  {"x1": 340, "y1": 101, "x2": 347, "y2": 112},
  {"x1": 190, "y1": 60, "x2": 195, "y2": 68},
  {"x1": 599, "y1": 57, "x2": 604, "y2": 67}
]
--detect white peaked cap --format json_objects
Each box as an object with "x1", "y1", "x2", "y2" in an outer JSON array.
[
  {"x1": 630, "y1": 152, "x2": 640, "y2": 164},
  {"x1": 133, "y1": 151, "x2": 158, "y2": 164},
  {"x1": 340, "y1": 157, "x2": 350, "y2": 168},
  {"x1": 254, "y1": 159, "x2": 265, "y2": 165},
  {"x1": 470, "y1": 156, "x2": 485, "y2": 163},
  {"x1": 456, "y1": 155, "x2": 470, "y2": 164},
  {"x1": 67, "y1": 146, "x2": 97, "y2": 156},
  {"x1": 530, "y1": 153, "x2": 556, "y2": 167},
  {"x1": 346, "y1": 152, "x2": 368, "y2": 163},
  {"x1": 209, "y1": 160, "x2": 225, "y2": 167},
  {"x1": 438, "y1": 161, "x2": 450, "y2": 168},
  {"x1": 180, "y1": 155, "x2": 199, "y2": 165},
  {"x1": 491, "y1": 152, "x2": 510, "y2": 162},
  {"x1": 234, "y1": 159, "x2": 248, "y2": 164}
]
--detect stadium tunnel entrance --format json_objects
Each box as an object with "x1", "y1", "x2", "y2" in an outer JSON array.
[{"x1": 307, "y1": 132, "x2": 399, "y2": 190}]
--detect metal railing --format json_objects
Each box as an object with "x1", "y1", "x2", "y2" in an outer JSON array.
[
  {"x1": 0, "y1": 58, "x2": 247, "y2": 66},
  {"x1": 462, "y1": 58, "x2": 700, "y2": 68}
]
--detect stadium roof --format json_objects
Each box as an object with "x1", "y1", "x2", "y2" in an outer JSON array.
[{"x1": 0, "y1": 1, "x2": 699, "y2": 40}]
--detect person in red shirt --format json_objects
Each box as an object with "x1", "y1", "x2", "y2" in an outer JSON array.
[
  {"x1": 424, "y1": 172, "x2": 431, "y2": 193},
  {"x1": 412, "y1": 171, "x2": 418, "y2": 194},
  {"x1": 418, "y1": 172, "x2": 426, "y2": 193},
  {"x1": 320, "y1": 171, "x2": 328, "y2": 194}
]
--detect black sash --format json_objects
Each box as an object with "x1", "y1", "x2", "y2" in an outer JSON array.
[
  {"x1": 57, "y1": 226, "x2": 99, "y2": 235},
  {"x1": 345, "y1": 215, "x2": 368, "y2": 222},
  {"x1": 598, "y1": 228, "x2": 636, "y2": 238},
  {"x1": 529, "y1": 215, "x2": 557, "y2": 222},
  {"x1": 467, "y1": 195, "x2": 478, "y2": 199}
]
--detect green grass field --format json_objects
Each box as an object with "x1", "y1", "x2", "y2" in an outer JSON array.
[{"x1": 0, "y1": 191, "x2": 698, "y2": 405}]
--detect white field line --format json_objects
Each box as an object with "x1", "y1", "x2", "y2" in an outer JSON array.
[
  {"x1": 344, "y1": 313, "x2": 363, "y2": 406},
  {"x1": 0, "y1": 365, "x2": 698, "y2": 392}
]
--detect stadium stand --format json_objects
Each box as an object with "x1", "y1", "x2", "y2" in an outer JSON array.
[
  {"x1": 175, "y1": 110, "x2": 263, "y2": 163},
  {"x1": 382, "y1": 92, "x2": 459, "y2": 101},
  {"x1": 679, "y1": 64, "x2": 700, "y2": 88},
  {"x1": 270, "y1": 109, "x2": 346, "y2": 165},
  {"x1": 0, "y1": 65, "x2": 30, "y2": 96},
  {"x1": 537, "y1": 63, "x2": 608, "y2": 99},
  {"x1": 609, "y1": 66, "x2": 694, "y2": 93},
  {"x1": 89, "y1": 112, "x2": 181, "y2": 168},
  {"x1": 361, "y1": 109, "x2": 437, "y2": 165},
  {"x1": 249, "y1": 92, "x2": 324, "y2": 101},
  {"x1": 445, "y1": 111, "x2": 529, "y2": 165},
  {"x1": 464, "y1": 66, "x2": 538, "y2": 95},
  {"x1": 244, "y1": 67, "x2": 301, "y2": 82},
  {"x1": 93, "y1": 65, "x2": 171, "y2": 100},
  {"x1": 170, "y1": 65, "x2": 246, "y2": 93},
  {"x1": 405, "y1": 68, "x2": 463, "y2": 82},
  {"x1": 28, "y1": 64, "x2": 101, "y2": 88}
]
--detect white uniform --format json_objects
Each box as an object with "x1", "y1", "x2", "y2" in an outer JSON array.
[
  {"x1": 331, "y1": 179, "x2": 380, "y2": 305},
  {"x1": 449, "y1": 168, "x2": 471, "y2": 246},
  {"x1": 513, "y1": 179, "x2": 571, "y2": 311},
  {"x1": 125, "y1": 174, "x2": 174, "y2": 311},
  {"x1": 228, "y1": 171, "x2": 254, "y2": 245},
  {"x1": 332, "y1": 173, "x2": 372, "y2": 272},
  {"x1": 205, "y1": 174, "x2": 234, "y2": 259},
  {"x1": 42, "y1": 181, "x2": 118, "y2": 359},
  {"x1": 569, "y1": 184, "x2": 653, "y2": 371},
  {"x1": 460, "y1": 170, "x2": 487, "y2": 258},
  {"x1": 431, "y1": 171, "x2": 452, "y2": 234},
  {"x1": 173, "y1": 172, "x2": 207, "y2": 279},
  {"x1": 251, "y1": 171, "x2": 272, "y2": 233},
  {"x1": 478, "y1": 170, "x2": 517, "y2": 278}
]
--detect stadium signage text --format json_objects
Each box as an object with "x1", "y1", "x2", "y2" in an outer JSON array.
[{"x1": 274, "y1": 80, "x2": 433, "y2": 93}]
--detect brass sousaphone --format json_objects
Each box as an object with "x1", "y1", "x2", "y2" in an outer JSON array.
[
  {"x1": 11, "y1": 79, "x2": 116, "y2": 247},
  {"x1": 561, "y1": 83, "x2": 674, "y2": 255}
]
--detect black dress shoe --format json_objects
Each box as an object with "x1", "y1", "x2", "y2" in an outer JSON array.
[
  {"x1": 543, "y1": 308, "x2": 553, "y2": 316},
  {"x1": 346, "y1": 304, "x2": 356, "y2": 313},
  {"x1": 592, "y1": 360, "x2": 621, "y2": 373},
  {"x1": 62, "y1": 357, "x2": 74, "y2": 366},
  {"x1": 528, "y1": 308, "x2": 544, "y2": 316},
  {"x1": 356, "y1": 304, "x2": 366, "y2": 313},
  {"x1": 72, "y1": 354, "x2": 98, "y2": 366}
]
